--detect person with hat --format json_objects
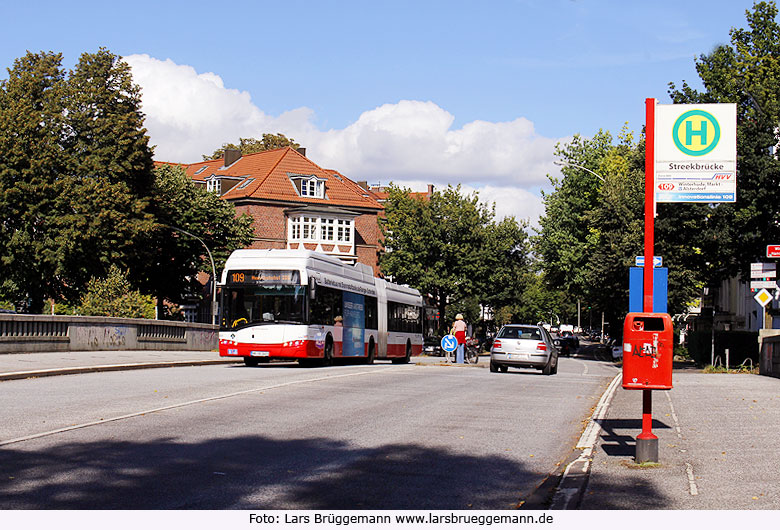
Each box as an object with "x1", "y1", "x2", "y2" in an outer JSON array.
[{"x1": 451, "y1": 314, "x2": 468, "y2": 364}]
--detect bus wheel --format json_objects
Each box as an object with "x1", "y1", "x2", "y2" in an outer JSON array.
[
  {"x1": 392, "y1": 342, "x2": 412, "y2": 364},
  {"x1": 322, "y1": 336, "x2": 334, "y2": 367},
  {"x1": 244, "y1": 357, "x2": 259, "y2": 367},
  {"x1": 365, "y1": 338, "x2": 375, "y2": 365}
]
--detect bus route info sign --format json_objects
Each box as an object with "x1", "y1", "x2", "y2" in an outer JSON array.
[{"x1": 654, "y1": 103, "x2": 737, "y2": 203}]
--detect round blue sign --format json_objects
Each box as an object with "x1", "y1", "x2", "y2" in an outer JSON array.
[{"x1": 440, "y1": 334, "x2": 458, "y2": 353}]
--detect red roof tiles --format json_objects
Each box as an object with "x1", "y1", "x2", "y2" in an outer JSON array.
[{"x1": 167, "y1": 147, "x2": 382, "y2": 210}]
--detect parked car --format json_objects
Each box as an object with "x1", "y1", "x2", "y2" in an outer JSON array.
[
  {"x1": 490, "y1": 323, "x2": 558, "y2": 375},
  {"x1": 423, "y1": 336, "x2": 443, "y2": 356}
]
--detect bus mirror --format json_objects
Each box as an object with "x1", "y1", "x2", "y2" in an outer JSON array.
[{"x1": 309, "y1": 277, "x2": 317, "y2": 299}]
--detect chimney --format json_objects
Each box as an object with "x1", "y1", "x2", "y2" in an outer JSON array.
[
  {"x1": 357, "y1": 181, "x2": 368, "y2": 191},
  {"x1": 427, "y1": 184, "x2": 435, "y2": 196},
  {"x1": 295, "y1": 147, "x2": 307, "y2": 157},
  {"x1": 224, "y1": 148, "x2": 241, "y2": 167}
]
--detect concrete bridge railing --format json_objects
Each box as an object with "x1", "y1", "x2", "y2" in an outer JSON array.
[{"x1": 0, "y1": 314, "x2": 217, "y2": 353}]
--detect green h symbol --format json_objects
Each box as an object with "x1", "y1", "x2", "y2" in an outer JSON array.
[{"x1": 685, "y1": 119, "x2": 707, "y2": 145}]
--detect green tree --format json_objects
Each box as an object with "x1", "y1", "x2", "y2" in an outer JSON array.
[
  {"x1": 137, "y1": 164, "x2": 254, "y2": 312},
  {"x1": 0, "y1": 51, "x2": 68, "y2": 312},
  {"x1": 63, "y1": 48, "x2": 155, "y2": 195},
  {"x1": 78, "y1": 264, "x2": 155, "y2": 318},
  {"x1": 668, "y1": 0, "x2": 780, "y2": 283},
  {"x1": 203, "y1": 133, "x2": 300, "y2": 160},
  {"x1": 380, "y1": 184, "x2": 529, "y2": 331}
]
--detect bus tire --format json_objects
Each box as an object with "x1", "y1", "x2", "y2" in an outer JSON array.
[
  {"x1": 244, "y1": 357, "x2": 259, "y2": 367},
  {"x1": 322, "y1": 335, "x2": 334, "y2": 367},
  {"x1": 365, "y1": 338, "x2": 375, "y2": 365},
  {"x1": 392, "y1": 341, "x2": 412, "y2": 364}
]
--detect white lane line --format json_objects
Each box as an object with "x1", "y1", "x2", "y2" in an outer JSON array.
[
  {"x1": 0, "y1": 368, "x2": 403, "y2": 447},
  {"x1": 551, "y1": 373, "x2": 621, "y2": 510},
  {"x1": 664, "y1": 390, "x2": 698, "y2": 496},
  {"x1": 576, "y1": 373, "x2": 621, "y2": 449}
]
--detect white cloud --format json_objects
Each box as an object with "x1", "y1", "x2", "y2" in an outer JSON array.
[{"x1": 125, "y1": 54, "x2": 560, "y2": 224}]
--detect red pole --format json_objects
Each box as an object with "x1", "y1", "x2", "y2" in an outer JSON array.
[
  {"x1": 644, "y1": 97, "x2": 656, "y2": 314},
  {"x1": 639, "y1": 98, "x2": 658, "y2": 448}
]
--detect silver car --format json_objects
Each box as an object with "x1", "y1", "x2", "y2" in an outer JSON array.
[{"x1": 489, "y1": 324, "x2": 558, "y2": 375}]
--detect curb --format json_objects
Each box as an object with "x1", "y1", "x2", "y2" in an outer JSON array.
[
  {"x1": 0, "y1": 359, "x2": 242, "y2": 382},
  {"x1": 550, "y1": 373, "x2": 621, "y2": 509}
]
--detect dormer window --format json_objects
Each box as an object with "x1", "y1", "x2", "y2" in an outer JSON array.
[
  {"x1": 290, "y1": 174, "x2": 326, "y2": 199},
  {"x1": 206, "y1": 176, "x2": 220, "y2": 193}
]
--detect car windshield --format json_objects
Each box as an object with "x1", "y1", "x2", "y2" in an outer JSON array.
[{"x1": 497, "y1": 326, "x2": 542, "y2": 340}]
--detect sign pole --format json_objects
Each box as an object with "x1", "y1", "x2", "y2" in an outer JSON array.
[{"x1": 637, "y1": 97, "x2": 659, "y2": 463}]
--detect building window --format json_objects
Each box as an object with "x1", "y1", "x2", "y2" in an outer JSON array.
[
  {"x1": 290, "y1": 217, "x2": 301, "y2": 240},
  {"x1": 301, "y1": 217, "x2": 318, "y2": 240},
  {"x1": 337, "y1": 219, "x2": 352, "y2": 243},
  {"x1": 321, "y1": 218, "x2": 335, "y2": 241},
  {"x1": 290, "y1": 174, "x2": 326, "y2": 199},
  {"x1": 289, "y1": 215, "x2": 353, "y2": 246},
  {"x1": 206, "y1": 178, "x2": 220, "y2": 194}
]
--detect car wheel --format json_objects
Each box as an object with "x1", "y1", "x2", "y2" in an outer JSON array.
[
  {"x1": 490, "y1": 360, "x2": 499, "y2": 373},
  {"x1": 499, "y1": 365, "x2": 508, "y2": 373}
]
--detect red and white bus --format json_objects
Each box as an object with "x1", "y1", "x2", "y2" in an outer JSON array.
[{"x1": 218, "y1": 249, "x2": 424, "y2": 366}]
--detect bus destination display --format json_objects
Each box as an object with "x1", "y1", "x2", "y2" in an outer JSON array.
[{"x1": 227, "y1": 270, "x2": 299, "y2": 285}]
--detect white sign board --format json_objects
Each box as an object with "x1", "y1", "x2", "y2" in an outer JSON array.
[
  {"x1": 635, "y1": 256, "x2": 663, "y2": 268},
  {"x1": 751, "y1": 263, "x2": 777, "y2": 279},
  {"x1": 655, "y1": 103, "x2": 737, "y2": 203}
]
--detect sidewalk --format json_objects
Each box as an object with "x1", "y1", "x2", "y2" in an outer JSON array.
[
  {"x1": 0, "y1": 350, "x2": 239, "y2": 381},
  {"x1": 576, "y1": 369, "x2": 780, "y2": 509}
]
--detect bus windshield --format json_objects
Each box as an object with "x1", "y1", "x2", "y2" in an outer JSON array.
[{"x1": 221, "y1": 285, "x2": 306, "y2": 330}]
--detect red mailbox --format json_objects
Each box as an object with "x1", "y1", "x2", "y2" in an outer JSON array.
[{"x1": 622, "y1": 312, "x2": 673, "y2": 390}]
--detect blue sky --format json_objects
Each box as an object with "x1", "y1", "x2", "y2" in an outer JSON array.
[{"x1": 0, "y1": 0, "x2": 762, "y2": 224}]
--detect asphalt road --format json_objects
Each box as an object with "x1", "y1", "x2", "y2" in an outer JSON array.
[{"x1": 0, "y1": 357, "x2": 618, "y2": 509}]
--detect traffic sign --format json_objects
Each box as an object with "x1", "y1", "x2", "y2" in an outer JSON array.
[
  {"x1": 635, "y1": 256, "x2": 663, "y2": 268},
  {"x1": 768, "y1": 245, "x2": 780, "y2": 258},
  {"x1": 440, "y1": 334, "x2": 458, "y2": 353},
  {"x1": 654, "y1": 103, "x2": 737, "y2": 203},
  {"x1": 750, "y1": 262, "x2": 776, "y2": 279},
  {"x1": 754, "y1": 288, "x2": 773, "y2": 307}
]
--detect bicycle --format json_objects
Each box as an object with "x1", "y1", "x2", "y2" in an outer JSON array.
[{"x1": 445, "y1": 338, "x2": 480, "y2": 364}]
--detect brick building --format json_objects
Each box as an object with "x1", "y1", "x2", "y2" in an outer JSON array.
[{"x1": 173, "y1": 147, "x2": 385, "y2": 274}]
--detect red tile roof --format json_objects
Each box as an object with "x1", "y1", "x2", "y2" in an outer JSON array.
[{"x1": 163, "y1": 148, "x2": 383, "y2": 210}]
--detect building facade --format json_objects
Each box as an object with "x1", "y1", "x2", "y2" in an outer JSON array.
[{"x1": 173, "y1": 147, "x2": 385, "y2": 275}]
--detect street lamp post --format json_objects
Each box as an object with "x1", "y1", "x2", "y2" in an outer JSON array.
[
  {"x1": 553, "y1": 160, "x2": 606, "y2": 182},
  {"x1": 164, "y1": 225, "x2": 218, "y2": 326}
]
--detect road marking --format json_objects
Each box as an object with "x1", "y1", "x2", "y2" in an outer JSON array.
[
  {"x1": 551, "y1": 373, "x2": 621, "y2": 509},
  {"x1": 664, "y1": 390, "x2": 698, "y2": 496},
  {"x1": 576, "y1": 373, "x2": 621, "y2": 449},
  {"x1": 0, "y1": 367, "x2": 405, "y2": 447}
]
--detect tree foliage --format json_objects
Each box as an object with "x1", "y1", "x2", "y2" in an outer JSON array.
[
  {"x1": 380, "y1": 184, "x2": 530, "y2": 332},
  {"x1": 78, "y1": 264, "x2": 155, "y2": 319},
  {"x1": 203, "y1": 133, "x2": 300, "y2": 160},
  {"x1": 668, "y1": 0, "x2": 780, "y2": 283},
  {"x1": 136, "y1": 164, "x2": 255, "y2": 308},
  {"x1": 0, "y1": 48, "x2": 252, "y2": 315}
]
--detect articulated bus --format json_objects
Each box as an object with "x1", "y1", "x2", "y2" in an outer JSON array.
[{"x1": 218, "y1": 249, "x2": 424, "y2": 366}]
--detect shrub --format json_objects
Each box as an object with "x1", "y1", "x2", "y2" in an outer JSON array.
[{"x1": 78, "y1": 265, "x2": 155, "y2": 319}]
